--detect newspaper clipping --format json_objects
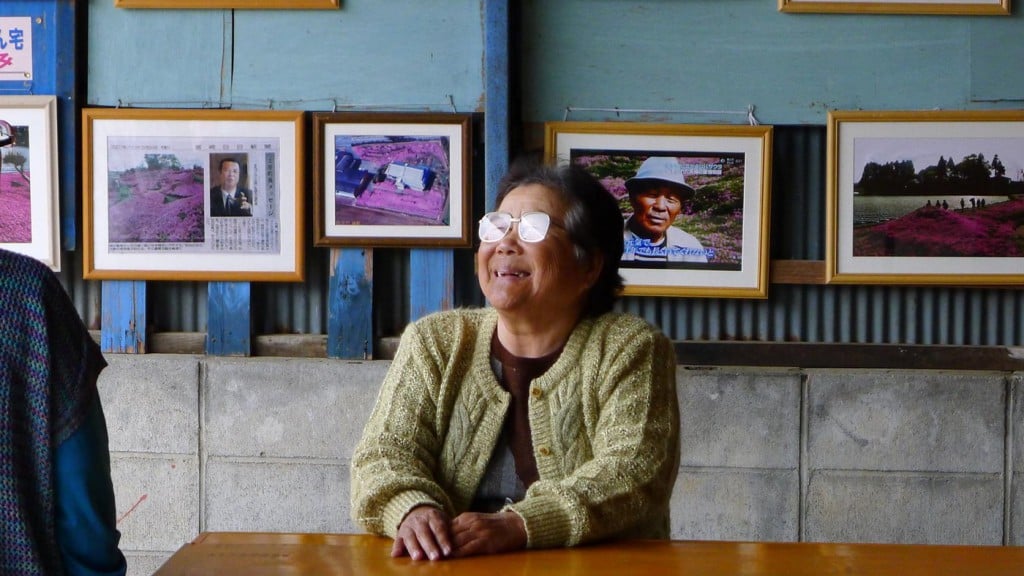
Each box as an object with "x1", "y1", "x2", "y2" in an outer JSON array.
[{"x1": 105, "y1": 136, "x2": 281, "y2": 255}]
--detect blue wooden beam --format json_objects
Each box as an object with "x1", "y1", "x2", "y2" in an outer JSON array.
[
  {"x1": 101, "y1": 280, "x2": 146, "y2": 354},
  {"x1": 55, "y1": 0, "x2": 79, "y2": 251},
  {"x1": 206, "y1": 281, "x2": 251, "y2": 356},
  {"x1": 484, "y1": 0, "x2": 510, "y2": 211},
  {"x1": 328, "y1": 248, "x2": 373, "y2": 359},
  {"x1": 0, "y1": 1, "x2": 79, "y2": 250},
  {"x1": 409, "y1": 249, "x2": 454, "y2": 322}
]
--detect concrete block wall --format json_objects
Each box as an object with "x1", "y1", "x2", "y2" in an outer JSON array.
[{"x1": 95, "y1": 355, "x2": 1021, "y2": 575}]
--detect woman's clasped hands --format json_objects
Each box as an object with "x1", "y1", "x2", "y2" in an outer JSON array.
[{"x1": 392, "y1": 505, "x2": 527, "y2": 561}]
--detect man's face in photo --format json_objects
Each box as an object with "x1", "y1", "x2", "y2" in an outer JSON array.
[
  {"x1": 220, "y1": 160, "x2": 241, "y2": 191},
  {"x1": 630, "y1": 185, "x2": 685, "y2": 242}
]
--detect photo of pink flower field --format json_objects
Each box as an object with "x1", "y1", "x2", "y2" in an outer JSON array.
[
  {"x1": 851, "y1": 143, "x2": 1024, "y2": 257},
  {"x1": 0, "y1": 171, "x2": 31, "y2": 243},
  {"x1": 0, "y1": 142, "x2": 32, "y2": 243},
  {"x1": 107, "y1": 154, "x2": 205, "y2": 243},
  {"x1": 854, "y1": 196, "x2": 1024, "y2": 257}
]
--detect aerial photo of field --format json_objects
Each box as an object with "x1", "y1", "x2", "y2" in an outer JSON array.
[
  {"x1": 0, "y1": 141, "x2": 32, "y2": 243},
  {"x1": 107, "y1": 154, "x2": 205, "y2": 243},
  {"x1": 334, "y1": 136, "x2": 451, "y2": 226}
]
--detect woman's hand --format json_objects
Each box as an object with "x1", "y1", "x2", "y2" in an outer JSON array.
[
  {"x1": 392, "y1": 505, "x2": 453, "y2": 561},
  {"x1": 450, "y1": 510, "x2": 527, "y2": 558}
]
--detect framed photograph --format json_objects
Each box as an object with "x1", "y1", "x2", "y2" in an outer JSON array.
[
  {"x1": 82, "y1": 108, "x2": 304, "y2": 281},
  {"x1": 115, "y1": 0, "x2": 339, "y2": 9},
  {"x1": 0, "y1": 96, "x2": 60, "y2": 270},
  {"x1": 826, "y1": 109, "x2": 1024, "y2": 285},
  {"x1": 779, "y1": 0, "x2": 1010, "y2": 15},
  {"x1": 546, "y1": 121, "x2": 773, "y2": 299},
  {"x1": 312, "y1": 112, "x2": 472, "y2": 248}
]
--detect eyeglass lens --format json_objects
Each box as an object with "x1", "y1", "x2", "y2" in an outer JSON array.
[{"x1": 478, "y1": 212, "x2": 551, "y2": 243}]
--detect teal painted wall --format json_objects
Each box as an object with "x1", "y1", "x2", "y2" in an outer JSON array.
[
  {"x1": 87, "y1": 1, "x2": 484, "y2": 112},
  {"x1": 90, "y1": 1, "x2": 1023, "y2": 122},
  {"x1": 520, "y1": 1, "x2": 1023, "y2": 125}
]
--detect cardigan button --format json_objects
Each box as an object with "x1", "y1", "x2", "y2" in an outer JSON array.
[
  {"x1": 530, "y1": 387, "x2": 542, "y2": 398},
  {"x1": 538, "y1": 445, "x2": 551, "y2": 456}
]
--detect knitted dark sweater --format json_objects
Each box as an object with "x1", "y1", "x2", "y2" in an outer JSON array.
[{"x1": 0, "y1": 249, "x2": 104, "y2": 575}]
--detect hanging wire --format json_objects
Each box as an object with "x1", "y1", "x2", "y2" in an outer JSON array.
[
  {"x1": 563, "y1": 104, "x2": 760, "y2": 126},
  {"x1": 105, "y1": 97, "x2": 461, "y2": 112}
]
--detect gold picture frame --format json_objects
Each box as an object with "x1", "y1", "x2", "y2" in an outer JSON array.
[
  {"x1": 82, "y1": 108, "x2": 305, "y2": 281},
  {"x1": 546, "y1": 121, "x2": 773, "y2": 299},
  {"x1": 826, "y1": 109, "x2": 1024, "y2": 285},
  {"x1": 115, "y1": 0, "x2": 339, "y2": 9},
  {"x1": 779, "y1": 0, "x2": 1010, "y2": 15}
]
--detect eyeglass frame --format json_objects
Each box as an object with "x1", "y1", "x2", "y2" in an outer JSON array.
[{"x1": 477, "y1": 210, "x2": 562, "y2": 243}]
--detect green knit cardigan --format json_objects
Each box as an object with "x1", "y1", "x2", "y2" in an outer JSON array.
[{"x1": 350, "y1": 308, "x2": 680, "y2": 548}]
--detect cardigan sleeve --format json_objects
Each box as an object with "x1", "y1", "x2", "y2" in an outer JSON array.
[
  {"x1": 506, "y1": 319, "x2": 680, "y2": 548},
  {"x1": 54, "y1": 394, "x2": 128, "y2": 576},
  {"x1": 349, "y1": 321, "x2": 454, "y2": 537}
]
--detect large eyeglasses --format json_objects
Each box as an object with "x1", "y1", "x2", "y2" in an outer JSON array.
[{"x1": 478, "y1": 211, "x2": 553, "y2": 243}]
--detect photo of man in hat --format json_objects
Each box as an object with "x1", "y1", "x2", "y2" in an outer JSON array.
[{"x1": 622, "y1": 156, "x2": 709, "y2": 263}]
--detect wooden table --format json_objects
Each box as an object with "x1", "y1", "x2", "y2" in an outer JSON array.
[{"x1": 153, "y1": 532, "x2": 1024, "y2": 575}]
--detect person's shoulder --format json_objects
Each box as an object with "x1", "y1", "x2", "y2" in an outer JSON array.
[
  {"x1": 0, "y1": 248, "x2": 53, "y2": 286},
  {"x1": 589, "y1": 312, "x2": 670, "y2": 345},
  {"x1": 404, "y1": 307, "x2": 493, "y2": 338}
]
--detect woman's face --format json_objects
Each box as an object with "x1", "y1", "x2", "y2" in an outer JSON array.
[{"x1": 477, "y1": 183, "x2": 596, "y2": 322}]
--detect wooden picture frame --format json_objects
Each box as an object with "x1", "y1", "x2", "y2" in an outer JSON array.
[
  {"x1": 82, "y1": 108, "x2": 305, "y2": 281},
  {"x1": 826, "y1": 109, "x2": 1024, "y2": 285},
  {"x1": 546, "y1": 121, "x2": 773, "y2": 299},
  {"x1": 0, "y1": 95, "x2": 60, "y2": 270},
  {"x1": 312, "y1": 112, "x2": 472, "y2": 248},
  {"x1": 779, "y1": 0, "x2": 1010, "y2": 15},
  {"x1": 115, "y1": 0, "x2": 339, "y2": 9}
]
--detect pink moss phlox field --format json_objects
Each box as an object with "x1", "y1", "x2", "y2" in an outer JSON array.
[
  {"x1": 350, "y1": 140, "x2": 449, "y2": 221},
  {"x1": 0, "y1": 171, "x2": 32, "y2": 243},
  {"x1": 854, "y1": 197, "x2": 1024, "y2": 257},
  {"x1": 107, "y1": 167, "x2": 205, "y2": 243}
]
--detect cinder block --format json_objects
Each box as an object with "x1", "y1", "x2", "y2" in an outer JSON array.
[
  {"x1": 1011, "y1": 373, "x2": 1024, "y2": 472},
  {"x1": 805, "y1": 470, "x2": 1002, "y2": 545},
  {"x1": 670, "y1": 468, "x2": 798, "y2": 542},
  {"x1": 111, "y1": 455, "x2": 200, "y2": 552},
  {"x1": 1011, "y1": 474, "x2": 1024, "y2": 545},
  {"x1": 98, "y1": 354, "x2": 200, "y2": 454},
  {"x1": 204, "y1": 458, "x2": 356, "y2": 534},
  {"x1": 127, "y1": 554, "x2": 172, "y2": 576},
  {"x1": 203, "y1": 358, "x2": 389, "y2": 459},
  {"x1": 678, "y1": 368, "x2": 800, "y2": 469},
  {"x1": 807, "y1": 370, "x2": 1004, "y2": 472},
  {"x1": 1012, "y1": 374, "x2": 1024, "y2": 545}
]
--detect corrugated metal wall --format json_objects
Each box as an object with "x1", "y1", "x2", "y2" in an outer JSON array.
[{"x1": 58, "y1": 126, "x2": 1024, "y2": 346}]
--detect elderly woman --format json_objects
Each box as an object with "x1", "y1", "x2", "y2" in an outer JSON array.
[{"x1": 350, "y1": 160, "x2": 679, "y2": 561}]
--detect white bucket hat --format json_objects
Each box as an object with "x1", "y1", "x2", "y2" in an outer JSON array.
[{"x1": 624, "y1": 156, "x2": 696, "y2": 199}]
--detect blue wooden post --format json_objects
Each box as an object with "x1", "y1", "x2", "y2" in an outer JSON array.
[
  {"x1": 0, "y1": 1, "x2": 80, "y2": 250},
  {"x1": 328, "y1": 248, "x2": 373, "y2": 359},
  {"x1": 206, "y1": 281, "x2": 251, "y2": 356},
  {"x1": 485, "y1": 0, "x2": 510, "y2": 211},
  {"x1": 101, "y1": 280, "x2": 147, "y2": 354},
  {"x1": 409, "y1": 249, "x2": 454, "y2": 322}
]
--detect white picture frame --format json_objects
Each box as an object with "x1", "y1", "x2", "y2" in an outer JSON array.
[{"x1": 0, "y1": 95, "x2": 60, "y2": 270}]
